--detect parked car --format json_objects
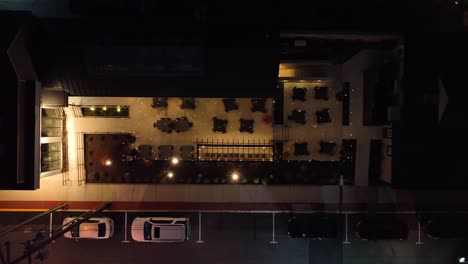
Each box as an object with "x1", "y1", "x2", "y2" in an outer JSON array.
[
  {"x1": 421, "y1": 214, "x2": 468, "y2": 239},
  {"x1": 62, "y1": 217, "x2": 114, "y2": 239},
  {"x1": 287, "y1": 214, "x2": 337, "y2": 239},
  {"x1": 355, "y1": 214, "x2": 408, "y2": 240},
  {"x1": 131, "y1": 217, "x2": 190, "y2": 242}
]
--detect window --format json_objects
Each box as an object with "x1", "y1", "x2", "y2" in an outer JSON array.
[
  {"x1": 154, "y1": 227, "x2": 160, "y2": 238},
  {"x1": 41, "y1": 108, "x2": 63, "y2": 137},
  {"x1": 97, "y1": 223, "x2": 106, "y2": 237},
  {"x1": 81, "y1": 106, "x2": 130, "y2": 117},
  {"x1": 144, "y1": 222, "x2": 152, "y2": 240},
  {"x1": 41, "y1": 143, "x2": 61, "y2": 172}
]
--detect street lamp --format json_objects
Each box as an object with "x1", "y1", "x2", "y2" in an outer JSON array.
[
  {"x1": 231, "y1": 172, "x2": 239, "y2": 181},
  {"x1": 167, "y1": 172, "x2": 174, "y2": 178}
]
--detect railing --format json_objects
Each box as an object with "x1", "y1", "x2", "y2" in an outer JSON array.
[
  {"x1": 69, "y1": 104, "x2": 83, "y2": 117},
  {"x1": 195, "y1": 138, "x2": 274, "y2": 161},
  {"x1": 272, "y1": 124, "x2": 289, "y2": 142},
  {"x1": 62, "y1": 110, "x2": 70, "y2": 186},
  {"x1": 76, "y1": 132, "x2": 86, "y2": 186}
]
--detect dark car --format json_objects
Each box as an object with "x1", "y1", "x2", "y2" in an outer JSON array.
[
  {"x1": 421, "y1": 214, "x2": 468, "y2": 239},
  {"x1": 355, "y1": 214, "x2": 408, "y2": 240},
  {"x1": 287, "y1": 214, "x2": 337, "y2": 239}
]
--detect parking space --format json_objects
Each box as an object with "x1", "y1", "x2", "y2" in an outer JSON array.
[{"x1": 2, "y1": 211, "x2": 468, "y2": 264}]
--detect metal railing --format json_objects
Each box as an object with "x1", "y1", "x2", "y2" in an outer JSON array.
[{"x1": 76, "y1": 132, "x2": 86, "y2": 186}]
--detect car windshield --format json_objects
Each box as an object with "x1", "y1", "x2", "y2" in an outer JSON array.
[
  {"x1": 97, "y1": 223, "x2": 106, "y2": 237},
  {"x1": 70, "y1": 224, "x2": 80, "y2": 238},
  {"x1": 144, "y1": 222, "x2": 152, "y2": 240}
]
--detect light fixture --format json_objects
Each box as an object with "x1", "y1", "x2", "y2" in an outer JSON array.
[
  {"x1": 459, "y1": 257, "x2": 466, "y2": 263},
  {"x1": 102, "y1": 106, "x2": 107, "y2": 111},
  {"x1": 171, "y1": 157, "x2": 179, "y2": 165},
  {"x1": 117, "y1": 106, "x2": 121, "y2": 112},
  {"x1": 105, "y1": 160, "x2": 112, "y2": 166},
  {"x1": 90, "y1": 107, "x2": 95, "y2": 111},
  {"x1": 167, "y1": 172, "x2": 174, "y2": 178},
  {"x1": 231, "y1": 172, "x2": 239, "y2": 181}
]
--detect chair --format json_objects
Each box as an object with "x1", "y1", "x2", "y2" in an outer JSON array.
[
  {"x1": 316, "y1": 109, "x2": 331, "y2": 124},
  {"x1": 151, "y1": 97, "x2": 168, "y2": 108},
  {"x1": 292, "y1": 87, "x2": 307, "y2": 101},
  {"x1": 319, "y1": 141, "x2": 337, "y2": 156},
  {"x1": 213, "y1": 117, "x2": 228, "y2": 133},
  {"x1": 222, "y1": 98, "x2": 239, "y2": 112},
  {"x1": 314, "y1": 86, "x2": 329, "y2": 100},
  {"x1": 288, "y1": 109, "x2": 306, "y2": 124},
  {"x1": 251, "y1": 98, "x2": 267, "y2": 113},
  {"x1": 294, "y1": 142, "x2": 310, "y2": 156},
  {"x1": 180, "y1": 97, "x2": 196, "y2": 109},
  {"x1": 239, "y1": 118, "x2": 254, "y2": 133}
]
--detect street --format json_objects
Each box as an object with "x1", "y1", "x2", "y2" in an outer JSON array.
[{"x1": 0, "y1": 211, "x2": 467, "y2": 264}]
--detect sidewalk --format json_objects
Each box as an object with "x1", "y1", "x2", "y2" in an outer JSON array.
[{"x1": 1, "y1": 175, "x2": 468, "y2": 211}]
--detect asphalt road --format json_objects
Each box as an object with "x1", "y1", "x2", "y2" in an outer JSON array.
[{"x1": 0, "y1": 211, "x2": 467, "y2": 264}]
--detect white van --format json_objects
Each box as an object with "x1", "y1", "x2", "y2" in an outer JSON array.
[
  {"x1": 131, "y1": 217, "x2": 190, "y2": 242},
  {"x1": 62, "y1": 217, "x2": 114, "y2": 239}
]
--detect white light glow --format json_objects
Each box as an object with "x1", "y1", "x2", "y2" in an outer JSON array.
[{"x1": 171, "y1": 157, "x2": 179, "y2": 165}]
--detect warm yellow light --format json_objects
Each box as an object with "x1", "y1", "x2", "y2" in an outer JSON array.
[
  {"x1": 117, "y1": 106, "x2": 121, "y2": 112},
  {"x1": 167, "y1": 172, "x2": 174, "y2": 178},
  {"x1": 105, "y1": 160, "x2": 112, "y2": 166},
  {"x1": 90, "y1": 107, "x2": 95, "y2": 111},
  {"x1": 171, "y1": 157, "x2": 179, "y2": 165},
  {"x1": 102, "y1": 106, "x2": 107, "y2": 111},
  {"x1": 231, "y1": 172, "x2": 239, "y2": 181}
]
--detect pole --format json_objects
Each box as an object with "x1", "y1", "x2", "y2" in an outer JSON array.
[
  {"x1": 196, "y1": 211, "x2": 204, "y2": 244},
  {"x1": 122, "y1": 212, "x2": 130, "y2": 243},
  {"x1": 344, "y1": 213, "x2": 350, "y2": 244},
  {"x1": 49, "y1": 213, "x2": 53, "y2": 239},
  {"x1": 416, "y1": 218, "x2": 423, "y2": 245},
  {"x1": 0, "y1": 203, "x2": 67, "y2": 238},
  {"x1": 269, "y1": 212, "x2": 277, "y2": 244}
]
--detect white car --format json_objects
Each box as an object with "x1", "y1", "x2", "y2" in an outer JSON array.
[
  {"x1": 131, "y1": 217, "x2": 190, "y2": 242},
  {"x1": 62, "y1": 217, "x2": 114, "y2": 239}
]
